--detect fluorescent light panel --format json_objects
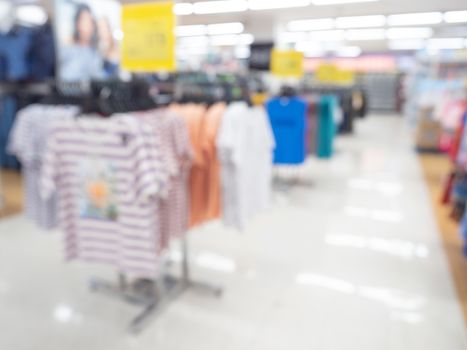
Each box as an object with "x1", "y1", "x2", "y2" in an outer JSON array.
[
  {"x1": 387, "y1": 12, "x2": 443, "y2": 26},
  {"x1": 249, "y1": 0, "x2": 311, "y2": 10},
  {"x1": 310, "y1": 30, "x2": 345, "y2": 41},
  {"x1": 176, "y1": 22, "x2": 244, "y2": 37},
  {"x1": 346, "y1": 29, "x2": 386, "y2": 41},
  {"x1": 173, "y1": 3, "x2": 193, "y2": 15},
  {"x1": 287, "y1": 18, "x2": 335, "y2": 31},
  {"x1": 388, "y1": 39, "x2": 425, "y2": 50},
  {"x1": 176, "y1": 25, "x2": 207, "y2": 37},
  {"x1": 336, "y1": 46, "x2": 362, "y2": 57},
  {"x1": 193, "y1": 0, "x2": 248, "y2": 14},
  {"x1": 210, "y1": 33, "x2": 254, "y2": 46},
  {"x1": 312, "y1": 0, "x2": 379, "y2": 5},
  {"x1": 278, "y1": 32, "x2": 308, "y2": 43},
  {"x1": 427, "y1": 38, "x2": 465, "y2": 50},
  {"x1": 386, "y1": 27, "x2": 433, "y2": 39},
  {"x1": 336, "y1": 15, "x2": 386, "y2": 29},
  {"x1": 207, "y1": 22, "x2": 244, "y2": 35},
  {"x1": 16, "y1": 4, "x2": 47, "y2": 25},
  {"x1": 444, "y1": 11, "x2": 467, "y2": 23},
  {"x1": 178, "y1": 36, "x2": 210, "y2": 47}
]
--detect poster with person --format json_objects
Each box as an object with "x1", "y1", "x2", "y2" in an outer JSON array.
[{"x1": 55, "y1": 0, "x2": 121, "y2": 82}]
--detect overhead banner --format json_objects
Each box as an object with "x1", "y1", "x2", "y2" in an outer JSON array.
[
  {"x1": 121, "y1": 2, "x2": 176, "y2": 72},
  {"x1": 271, "y1": 50, "x2": 304, "y2": 78},
  {"x1": 315, "y1": 63, "x2": 355, "y2": 84}
]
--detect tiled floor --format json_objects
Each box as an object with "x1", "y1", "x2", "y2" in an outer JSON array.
[{"x1": 0, "y1": 115, "x2": 466, "y2": 349}]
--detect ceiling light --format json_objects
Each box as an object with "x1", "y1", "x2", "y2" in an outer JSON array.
[
  {"x1": 16, "y1": 4, "x2": 47, "y2": 25},
  {"x1": 312, "y1": 0, "x2": 379, "y2": 5},
  {"x1": 278, "y1": 32, "x2": 308, "y2": 44},
  {"x1": 193, "y1": 0, "x2": 248, "y2": 14},
  {"x1": 310, "y1": 30, "x2": 345, "y2": 41},
  {"x1": 427, "y1": 38, "x2": 465, "y2": 50},
  {"x1": 177, "y1": 47, "x2": 210, "y2": 56},
  {"x1": 178, "y1": 36, "x2": 210, "y2": 47},
  {"x1": 386, "y1": 27, "x2": 433, "y2": 39},
  {"x1": 444, "y1": 11, "x2": 467, "y2": 24},
  {"x1": 176, "y1": 25, "x2": 207, "y2": 37},
  {"x1": 345, "y1": 29, "x2": 386, "y2": 41},
  {"x1": 248, "y1": 0, "x2": 311, "y2": 10},
  {"x1": 235, "y1": 46, "x2": 251, "y2": 59},
  {"x1": 388, "y1": 39, "x2": 425, "y2": 50},
  {"x1": 336, "y1": 15, "x2": 386, "y2": 29},
  {"x1": 173, "y1": 3, "x2": 194, "y2": 16},
  {"x1": 304, "y1": 50, "x2": 326, "y2": 58},
  {"x1": 207, "y1": 22, "x2": 244, "y2": 35},
  {"x1": 335, "y1": 46, "x2": 362, "y2": 57},
  {"x1": 238, "y1": 33, "x2": 255, "y2": 45},
  {"x1": 287, "y1": 18, "x2": 335, "y2": 31},
  {"x1": 209, "y1": 33, "x2": 254, "y2": 46},
  {"x1": 387, "y1": 12, "x2": 443, "y2": 26},
  {"x1": 295, "y1": 41, "x2": 323, "y2": 53},
  {"x1": 0, "y1": 1, "x2": 11, "y2": 16}
]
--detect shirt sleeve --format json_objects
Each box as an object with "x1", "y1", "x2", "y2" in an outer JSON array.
[
  {"x1": 40, "y1": 126, "x2": 60, "y2": 200},
  {"x1": 131, "y1": 120, "x2": 171, "y2": 204},
  {"x1": 7, "y1": 107, "x2": 32, "y2": 164}
]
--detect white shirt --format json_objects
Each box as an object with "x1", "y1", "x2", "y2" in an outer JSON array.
[{"x1": 217, "y1": 102, "x2": 275, "y2": 230}]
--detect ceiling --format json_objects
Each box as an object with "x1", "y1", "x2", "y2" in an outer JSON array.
[{"x1": 10, "y1": 0, "x2": 467, "y2": 53}]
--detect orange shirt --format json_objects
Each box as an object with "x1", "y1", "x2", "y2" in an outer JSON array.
[
  {"x1": 202, "y1": 103, "x2": 226, "y2": 221},
  {"x1": 170, "y1": 104, "x2": 208, "y2": 227}
]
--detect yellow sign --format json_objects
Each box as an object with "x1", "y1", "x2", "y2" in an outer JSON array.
[
  {"x1": 316, "y1": 64, "x2": 354, "y2": 84},
  {"x1": 121, "y1": 2, "x2": 176, "y2": 72},
  {"x1": 271, "y1": 50, "x2": 304, "y2": 78}
]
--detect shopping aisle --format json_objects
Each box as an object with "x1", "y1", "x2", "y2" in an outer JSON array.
[{"x1": 0, "y1": 115, "x2": 466, "y2": 350}]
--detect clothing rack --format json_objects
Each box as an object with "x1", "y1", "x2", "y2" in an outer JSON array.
[
  {"x1": 32, "y1": 79, "x2": 226, "y2": 334},
  {"x1": 90, "y1": 235, "x2": 223, "y2": 333},
  {"x1": 300, "y1": 83, "x2": 365, "y2": 134}
]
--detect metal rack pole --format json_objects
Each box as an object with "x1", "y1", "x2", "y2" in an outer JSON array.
[{"x1": 90, "y1": 233, "x2": 223, "y2": 334}]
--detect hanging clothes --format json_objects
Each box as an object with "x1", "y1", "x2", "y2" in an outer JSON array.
[
  {"x1": 317, "y1": 95, "x2": 338, "y2": 159},
  {"x1": 0, "y1": 95, "x2": 20, "y2": 169},
  {"x1": 170, "y1": 104, "x2": 209, "y2": 228},
  {"x1": 266, "y1": 96, "x2": 307, "y2": 165},
  {"x1": 217, "y1": 102, "x2": 275, "y2": 229},
  {"x1": 135, "y1": 109, "x2": 193, "y2": 252},
  {"x1": 41, "y1": 116, "x2": 171, "y2": 278},
  {"x1": 8, "y1": 104, "x2": 80, "y2": 229},
  {"x1": 202, "y1": 102, "x2": 226, "y2": 221}
]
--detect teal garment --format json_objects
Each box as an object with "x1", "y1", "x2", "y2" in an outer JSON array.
[{"x1": 317, "y1": 95, "x2": 337, "y2": 159}]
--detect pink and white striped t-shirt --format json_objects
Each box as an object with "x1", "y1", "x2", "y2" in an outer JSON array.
[
  {"x1": 136, "y1": 110, "x2": 193, "y2": 251},
  {"x1": 41, "y1": 115, "x2": 170, "y2": 278}
]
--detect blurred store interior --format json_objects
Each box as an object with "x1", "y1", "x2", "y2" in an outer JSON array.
[{"x1": 0, "y1": 0, "x2": 467, "y2": 349}]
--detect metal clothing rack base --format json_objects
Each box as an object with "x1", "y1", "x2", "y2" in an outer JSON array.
[{"x1": 89, "y1": 236, "x2": 223, "y2": 334}]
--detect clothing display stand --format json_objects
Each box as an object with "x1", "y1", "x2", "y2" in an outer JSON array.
[
  {"x1": 89, "y1": 235, "x2": 223, "y2": 334},
  {"x1": 272, "y1": 166, "x2": 313, "y2": 191}
]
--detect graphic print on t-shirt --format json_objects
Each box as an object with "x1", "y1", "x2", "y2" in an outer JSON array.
[{"x1": 79, "y1": 158, "x2": 118, "y2": 221}]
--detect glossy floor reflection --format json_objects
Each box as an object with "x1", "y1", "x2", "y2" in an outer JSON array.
[{"x1": 0, "y1": 115, "x2": 466, "y2": 349}]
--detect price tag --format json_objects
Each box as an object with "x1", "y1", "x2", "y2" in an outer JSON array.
[
  {"x1": 122, "y1": 2, "x2": 176, "y2": 72},
  {"x1": 271, "y1": 50, "x2": 304, "y2": 78}
]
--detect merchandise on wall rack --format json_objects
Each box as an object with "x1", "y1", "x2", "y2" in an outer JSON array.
[{"x1": 357, "y1": 73, "x2": 401, "y2": 113}]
